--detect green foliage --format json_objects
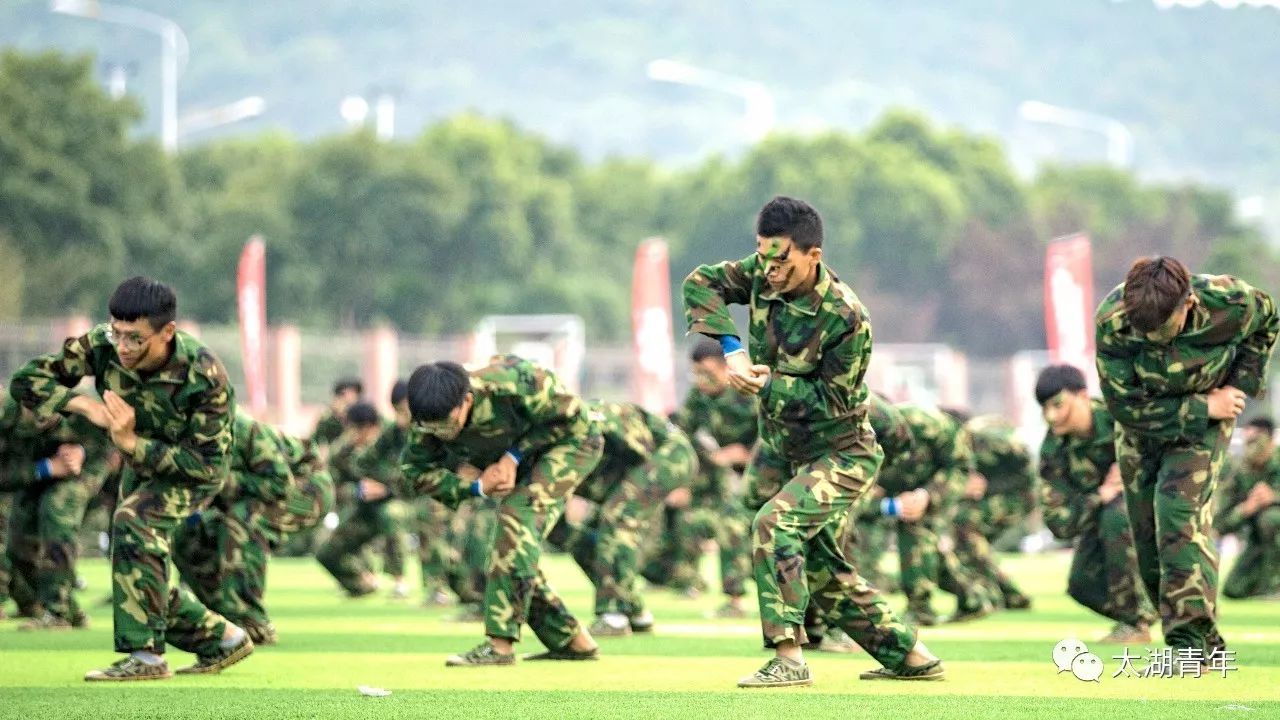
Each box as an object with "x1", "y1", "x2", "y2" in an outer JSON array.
[{"x1": 3, "y1": 48, "x2": 1277, "y2": 356}]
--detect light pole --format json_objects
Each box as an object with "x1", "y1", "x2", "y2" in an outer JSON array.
[
  {"x1": 646, "y1": 58, "x2": 776, "y2": 142},
  {"x1": 51, "y1": 0, "x2": 189, "y2": 153},
  {"x1": 1018, "y1": 100, "x2": 1134, "y2": 168},
  {"x1": 178, "y1": 96, "x2": 266, "y2": 138}
]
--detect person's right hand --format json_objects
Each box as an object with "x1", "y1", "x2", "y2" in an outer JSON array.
[
  {"x1": 1207, "y1": 386, "x2": 1247, "y2": 420},
  {"x1": 964, "y1": 472, "x2": 987, "y2": 500},
  {"x1": 725, "y1": 352, "x2": 769, "y2": 395},
  {"x1": 897, "y1": 488, "x2": 930, "y2": 522},
  {"x1": 1097, "y1": 465, "x2": 1124, "y2": 504}
]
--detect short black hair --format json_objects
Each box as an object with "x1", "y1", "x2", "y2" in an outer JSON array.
[
  {"x1": 407, "y1": 362, "x2": 471, "y2": 422},
  {"x1": 333, "y1": 377, "x2": 363, "y2": 396},
  {"x1": 1247, "y1": 416, "x2": 1275, "y2": 435},
  {"x1": 345, "y1": 401, "x2": 380, "y2": 428},
  {"x1": 108, "y1": 277, "x2": 176, "y2": 330},
  {"x1": 690, "y1": 338, "x2": 724, "y2": 364},
  {"x1": 390, "y1": 379, "x2": 409, "y2": 406},
  {"x1": 756, "y1": 196, "x2": 823, "y2": 250},
  {"x1": 1035, "y1": 364, "x2": 1088, "y2": 406}
]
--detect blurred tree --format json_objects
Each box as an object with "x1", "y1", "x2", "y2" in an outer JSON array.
[{"x1": 0, "y1": 50, "x2": 182, "y2": 317}]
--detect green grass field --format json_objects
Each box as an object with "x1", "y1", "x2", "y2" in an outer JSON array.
[{"x1": 1, "y1": 551, "x2": 1277, "y2": 720}]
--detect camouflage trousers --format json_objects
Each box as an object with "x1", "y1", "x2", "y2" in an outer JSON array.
[
  {"x1": 952, "y1": 494, "x2": 1030, "y2": 605},
  {"x1": 444, "y1": 499, "x2": 497, "y2": 605},
  {"x1": 111, "y1": 472, "x2": 230, "y2": 655},
  {"x1": 1222, "y1": 505, "x2": 1280, "y2": 599},
  {"x1": 572, "y1": 435, "x2": 695, "y2": 616},
  {"x1": 845, "y1": 511, "x2": 897, "y2": 593},
  {"x1": 415, "y1": 496, "x2": 452, "y2": 592},
  {"x1": 8, "y1": 475, "x2": 102, "y2": 621},
  {"x1": 173, "y1": 501, "x2": 273, "y2": 632},
  {"x1": 1068, "y1": 496, "x2": 1157, "y2": 626},
  {"x1": 485, "y1": 429, "x2": 603, "y2": 648},
  {"x1": 745, "y1": 444, "x2": 915, "y2": 668},
  {"x1": 1116, "y1": 422, "x2": 1231, "y2": 652},
  {"x1": 316, "y1": 499, "x2": 409, "y2": 594},
  {"x1": 662, "y1": 499, "x2": 752, "y2": 597},
  {"x1": 896, "y1": 507, "x2": 1002, "y2": 623}
]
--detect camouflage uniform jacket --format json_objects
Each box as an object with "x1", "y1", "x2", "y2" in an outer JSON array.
[
  {"x1": 400, "y1": 355, "x2": 591, "y2": 509},
  {"x1": 1038, "y1": 399, "x2": 1117, "y2": 540},
  {"x1": 311, "y1": 410, "x2": 345, "y2": 446},
  {"x1": 683, "y1": 256, "x2": 876, "y2": 465},
  {"x1": 672, "y1": 386, "x2": 757, "y2": 499},
  {"x1": 967, "y1": 415, "x2": 1036, "y2": 503},
  {"x1": 222, "y1": 410, "x2": 294, "y2": 506},
  {"x1": 353, "y1": 419, "x2": 409, "y2": 499},
  {"x1": 875, "y1": 403, "x2": 972, "y2": 511},
  {"x1": 1096, "y1": 274, "x2": 1279, "y2": 443},
  {"x1": 1215, "y1": 445, "x2": 1280, "y2": 536},
  {"x1": 10, "y1": 325, "x2": 234, "y2": 488}
]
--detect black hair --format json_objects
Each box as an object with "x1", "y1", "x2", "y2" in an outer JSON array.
[
  {"x1": 1246, "y1": 416, "x2": 1275, "y2": 435},
  {"x1": 108, "y1": 277, "x2": 176, "y2": 330},
  {"x1": 390, "y1": 379, "x2": 409, "y2": 406},
  {"x1": 690, "y1": 338, "x2": 725, "y2": 364},
  {"x1": 756, "y1": 196, "x2": 823, "y2": 250},
  {"x1": 407, "y1": 362, "x2": 471, "y2": 421},
  {"x1": 332, "y1": 377, "x2": 364, "y2": 396},
  {"x1": 940, "y1": 407, "x2": 971, "y2": 424},
  {"x1": 345, "y1": 401, "x2": 380, "y2": 428},
  {"x1": 1035, "y1": 364, "x2": 1088, "y2": 406}
]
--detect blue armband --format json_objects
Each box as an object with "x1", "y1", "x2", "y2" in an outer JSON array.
[
  {"x1": 504, "y1": 448, "x2": 523, "y2": 465},
  {"x1": 880, "y1": 497, "x2": 899, "y2": 518},
  {"x1": 470, "y1": 479, "x2": 486, "y2": 498},
  {"x1": 35, "y1": 458, "x2": 53, "y2": 481},
  {"x1": 719, "y1": 335, "x2": 744, "y2": 355}
]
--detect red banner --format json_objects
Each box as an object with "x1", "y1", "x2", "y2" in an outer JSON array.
[
  {"x1": 631, "y1": 237, "x2": 677, "y2": 414},
  {"x1": 1044, "y1": 233, "x2": 1098, "y2": 387},
  {"x1": 237, "y1": 236, "x2": 268, "y2": 414}
]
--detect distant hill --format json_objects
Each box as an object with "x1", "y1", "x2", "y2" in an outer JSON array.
[{"x1": 4, "y1": 0, "x2": 1278, "y2": 197}]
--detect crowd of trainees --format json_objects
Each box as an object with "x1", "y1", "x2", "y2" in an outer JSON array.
[{"x1": 1, "y1": 199, "x2": 1277, "y2": 688}]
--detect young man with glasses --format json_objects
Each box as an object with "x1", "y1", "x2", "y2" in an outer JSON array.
[{"x1": 10, "y1": 276, "x2": 253, "y2": 681}]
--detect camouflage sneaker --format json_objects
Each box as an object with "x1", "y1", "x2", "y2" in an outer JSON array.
[
  {"x1": 737, "y1": 656, "x2": 813, "y2": 688},
  {"x1": 945, "y1": 601, "x2": 994, "y2": 624},
  {"x1": 1003, "y1": 593, "x2": 1033, "y2": 610},
  {"x1": 389, "y1": 583, "x2": 410, "y2": 600},
  {"x1": 18, "y1": 611, "x2": 73, "y2": 632},
  {"x1": 629, "y1": 610, "x2": 655, "y2": 633},
  {"x1": 1098, "y1": 622, "x2": 1151, "y2": 644},
  {"x1": 70, "y1": 610, "x2": 90, "y2": 629},
  {"x1": 524, "y1": 644, "x2": 600, "y2": 661},
  {"x1": 860, "y1": 659, "x2": 945, "y2": 681},
  {"x1": 817, "y1": 629, "x2": 859, "y2": 654},
  {"x1": 589, "y1": 613, "x2": 632, "y2": 637},
  {"x1": 445, "y1": 642, "x2": 515, "y2": 667},
  {"x1": 422, "y1": 589, "x2": 453, "y2": 607},
  {"x1": 710, "y1": 603, "x2": 747, "y2": 619},
  {"x1": 84, "y1": 656, "x2": 172, "y2": 682},
  {"x1": 902, "y1": 609, "x2": 938, "y2": 627},
  {"x1": 175, "y1": 635, "x2": 255, "y2": 675}
]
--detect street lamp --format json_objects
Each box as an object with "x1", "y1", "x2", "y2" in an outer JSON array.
[
  {"x1": 1018, "y1": 100, "x2": 1134, "y2": 168},
  {"x1": 178, "y1": 96, "x2": 266, "y2": 138},
  {"x1": 51, "y1": 0, "x2": 189, "y2": 153},
  {"x1": 646, "y1": 58, "x2": 776, "y2": 142}
]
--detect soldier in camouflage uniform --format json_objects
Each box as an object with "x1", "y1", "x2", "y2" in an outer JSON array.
[
  {"x1": 1215, "y1": 416, "x2": 1280, "y2": 599},
  {"x1": 1096, "y1": 256, "x2": 1279, "y2": 654},
  {"x1": 684, "y1": 196, "x2": 941, "y2": 687},
  {"x1": 1037, "y1": 364, "x2": 1157, "y2": 643},
  {"x1": 10, "y1": 411, "x2": 114, "y2": 631},
  {"x1": 565, "y1": 400, "x2": 697, "y2": 636},
  {"x1": 873, "y1": 403, "x2": 1001, "y2": 626},
  {"x1": 441, "y1": 497, "x2": 499, "y2": 621},
  {"x1": 1, "y1": 386, "x2": 92, "y2": 621},
  {"x1": 9, "y1": 277, "x2": 254, "y2": 681},
  {"x1": 654, "y1": 339, "x2": 756, "y2": 616},
  {"x1": 954, "y1": 414, "x2": 1036, "y2": 611},
  {"x1": 400, "y1": 356, "x2": 604, "y2": 666},
  {"x1": 311, "y1": 377, "x2": 363, "y2": 449},
  {"x1": 316, "y1": 392, "x2": 411, "y2": 597},
  {"x1": 175, "y1": 408, "x2": 333, "y2": 644}
]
